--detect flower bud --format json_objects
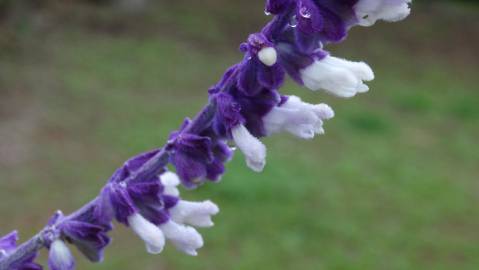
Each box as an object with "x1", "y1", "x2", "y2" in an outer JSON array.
[
  {"x1": 48, "y1": 239, "x2": 75, "y2": 270},
  {"x1": 258, "y1": 47, "x2": 278, "y2": 67}
]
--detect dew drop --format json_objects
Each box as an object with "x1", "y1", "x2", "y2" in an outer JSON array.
[
  {"x1": 299, "y1": 7, "x2": 311, "y2": 19},
  {"x1": 289, "y1": 15, "x2": 298, "y2": 28},
  {"x1": 264, "y1": 9, "x2": 271, "y2": 16}
]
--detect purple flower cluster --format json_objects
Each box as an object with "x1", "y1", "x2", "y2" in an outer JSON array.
[
  {"x1": 0, "y1": 1, "x2": 411, "y2": 269},
  {"x1": 0, "y1": 232, "x2": 42, "y2": 270}
]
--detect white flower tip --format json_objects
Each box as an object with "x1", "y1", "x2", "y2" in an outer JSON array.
[
  {"x1": 231, "y1": 125, "x2": 267, "y2": 172},
  {"x1": 246, "y1": 158, "x2": 266, "y2": 172},
  {"x1": 300, "y1": 56, "x2": 374, "y2": 98},
  {"x1": 355, "y1": 0, "x2": 411, "y2": 26},
  {"x1": 160, "y1": 221, "x2": 204, "y2": 256},
  {"x1": 315, "y1": 104, "x2": 335, "y2": 119},
  {"x1": 128, "y1": 213, "x2": 165, "y2": 254},
  {"x1": 263, "y1": 95, "x2": 335, "y2": 139},
  {"x1": 356, "y1": 62, "x2": 375, "y2": 81},
  {"x1": 258, "y1": 47, "x2": 277, "y2": 67},
  {"x1": 204, "y1": 200, "x2": 220, "y2": 215},
  {"x1": 184, "y1": 249, "x2": 198, "y2": 256},
  {"x1": 357, "y1": 83, "x2": 370, "y2": 93},
  {"x1": 49, "y1": 239, "x2": 75, "y2": 270},
  {"x1": 170, "y1": 200, "x2": 219, "y2": 228},
  {"x1": 160, "y1": 171, "x2": 181, "y2": 187}
]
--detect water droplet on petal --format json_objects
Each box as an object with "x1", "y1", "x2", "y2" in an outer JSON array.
[
  {"x1": 300, "y1": 7, "x2": 311, "y2": 19},
  {"x1": 264, "y1": 9, "x2": 271, "y2": 16},
  {"x1": 289, "y1": 15, "x2": 298, "y2": 28}
]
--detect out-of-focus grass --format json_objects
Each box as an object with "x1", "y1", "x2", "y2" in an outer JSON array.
[{"x1": 0, "y1": 1, "x2": 478, "y2": 270}]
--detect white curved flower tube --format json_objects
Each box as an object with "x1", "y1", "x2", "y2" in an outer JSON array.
[
  {"x1": 300, "y1": 55, "x2": 374, "y2": 98},
  {"x1": 263, "y1": 96, "x2": 334, "y2": 139},
  {"x1": 231, "y1": 124, "x2": 267, "y2": 172},
  {"x1": 159, "y1": 220, "x2": 204, "y2": 256},
  {"x1": 159, "y1": 171, "x2": 181, "y2": 196},
  {"x1": 170, "y1": 200, "x2": 219, "y2": 228},
  {"x1": 128, "y1": 213, "x2": 165, "y2": 254},
  {"x1": 48, "y1": 240, "x2": 75, "y2": 270},
  {"x1": 354, "y1": 0, "x2": 412, "y2": 27}
]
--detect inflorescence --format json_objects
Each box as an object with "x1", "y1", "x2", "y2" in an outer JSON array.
[{"x1": 0, "y1": 0, "x2": 411, "y2": 269}]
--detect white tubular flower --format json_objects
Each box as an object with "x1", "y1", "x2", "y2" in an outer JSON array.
[
  {"x1": 128, "y1": 213, "x2": 165, "y2": 254},
  {"x1": 231, "y1": 124, "x2": 267, "y2": 172},
  {"x1": 48, "y1": 239, "x2": 75, "y2": 270},
  {"x1": 160, "y1": 171, "x2": 181, "y2": 196},
  {"x1": 354, "y1": 0, "x2": 412, "y2": 27},
  {"x1": 258, "y1": 47, "x2": 278, "y2": 66},
  {"x1": 159, "y1": 220, "x2": 204, "y2": 256},
  {"x1": 300, "y1": 55, "x2": 374, "y2": 98},
  {"x1": 170, "y1": 200, "x2": 219, "y2": 228},
  {"x1": 263, "y1": 96, "x2": 334, "y2": 139}
]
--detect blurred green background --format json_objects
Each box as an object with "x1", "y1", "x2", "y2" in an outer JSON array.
[{"x1": 0, "y1": 1, "x2": 478, "y2": 269}]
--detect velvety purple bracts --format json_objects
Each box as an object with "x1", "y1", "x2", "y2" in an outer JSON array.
[
  {"x1": 212, "y1": 92, "x2": 244, "y2": 136},
  {"x1": 169, "y1": 119, "x2": 232, "y2": 187},
  {"x1": 102, "y1": 180, "x2": 169, "y2": 226},
  {"x1": 0, "y1": 232, "x2": 17, "y2": 256},
  {"x1": 230, "y1": 87, "x2": 281, "y2": 137},
  {"x1": 0, "y1": 232, "x2": 42, "y2": 270},
  {"x1": 108, "y1": 149, "x2": 162, "y2": 184},
  {"x1": 59, "y1": 221, "x2": 110, "y2": 262},
  {"x1": 265, "y1": 0, "x2": 294, "y2": 15},
  {"x1": 237, "y1": 33, "x2": 285, "y2": 96}
]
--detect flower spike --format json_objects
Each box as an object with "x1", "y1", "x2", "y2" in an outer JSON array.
[{"x1": 0, "y1": 1, "x2": 412, "y2": 269}]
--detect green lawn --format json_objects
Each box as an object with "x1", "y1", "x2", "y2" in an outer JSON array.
[{"x1": 0, "y1": 1, "x2": 478, "y2": 269}]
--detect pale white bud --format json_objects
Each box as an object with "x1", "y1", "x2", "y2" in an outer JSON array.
[
  {"x1": 159, "y1": 220, "x2": 204, "y2": 256},
  {"x1": 300, "y1": 55, "x2": 374, "y2": 98},
  {"x1": 128, "y1": 213, "x2": 165, "y2": 254},
  {"x1": 160, "y1": 171, "x2": 181, "y2": 196},
  {"x1": 48, "y1": 239, "x2": 75, "y2": 270},
  {"x1": 258, "y1": 47, "x2": 278, "y2": 67},
  {"x1": 231, "y1": 124, "x2": 266, "y2": 172},
  {"x1": 263, "y1": 96, "x2": 334, "y2": 139},
  {"x1": 355, "y1": 0, "x2": 412, "y2": 27},
  {"x1": 170, "y1": 200, "x2": 219, "y2": 227}
]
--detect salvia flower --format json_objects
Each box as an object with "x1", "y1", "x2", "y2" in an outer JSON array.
[
  {"x1": 231, "y1": 124, "x2": 267, "y2": 172},
  {"x1": 59, "y1": 220, "x2": 110, "y2": 262},
  {"x1": 169, "y1": 119, "x2": 232, "y2": 188},
  {"x1": 300, "y1": 55, "x2": 374, "y2": 98},
  {"x1": 158, "y1": 220, "x2": 204, "y2": 256},
  {"x1": 263, "y1": 95, "x2": 334, "y2": 139},
  {"x1": 160, "y1": 171, "x2": 181, "y2": 196},
  {"x1": 99, "y1": 168, "x2": 219, "y2": 256},
  {"x1": 354, "y1": 0, "x2": 412, "y2": 27},
  {"x1": 48, "y1": 239, "x2": 75, "y2": 270},
  {"x1": 0, "y1": 231, "x2": 42, "y2": 270},
  {"x1": 127, "y1": 213, "x2": 165, "y2": 254},
  {"x1": 44, "y1": 210, "x2": 111, "y2": 265},
  {"x1": 0, "y1": 1, "x2": 412, "y2": 268},
  {"x1": 0, "y1": 231, "x2": 17, "y2": 259},
  {"x1": 170, "y1": 200, "x2": 219, "y2": 228},
  {"x1": 237, "y1": 33, "x2": 285, "y2": 96}
]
